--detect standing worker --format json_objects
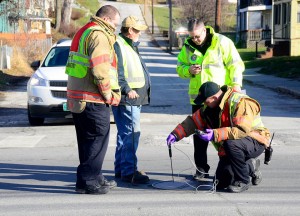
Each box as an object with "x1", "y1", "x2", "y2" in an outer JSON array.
[
  {"x1": 176, "y1": 18, "x2": 245, "y2": 181},
  {"x1": 167, "y1": 81, "x2": 270, "y2": 193},
  {"x1": 65, "y1": 5, "x2": 121, "y2": 195},
  {"x1": 113, "y1": 16, "x2": 151, "y2": 184}
]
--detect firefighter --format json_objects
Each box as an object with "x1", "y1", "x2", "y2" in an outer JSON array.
[
  {"x1": 176, "y1": 18, "x2": 245, "y2": 181},
  {"x1": 166, "y1": 81, "x2": 270, "y2": 193},
  {"x1": 66, "y1": 5, "x2": 121, "y2": 195}
]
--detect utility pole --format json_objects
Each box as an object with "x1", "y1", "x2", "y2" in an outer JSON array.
[
  {"x1": 168, "y1": 0, "x2": 172, "y2": 52},
  {"x1": 152, "y1": 0, "x2": 154, "y2": 34},
  {"x1": 215, "y1": 0, "x2": 221, "y2": 33},
  {"x1": 144, "y1": 0, "x2": 146, "y2": 16}
]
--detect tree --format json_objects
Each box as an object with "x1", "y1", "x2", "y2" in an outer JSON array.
[
  {"x1": 55, "y1": 0, "x2": 62, "y2": 30},
  {"x1": 174, "y1": 0, "x2": 215, "y2": 26},
  {"x1": 61, "y1": 0, "x2": 73, "y2": 26},
  {"x1": 215, "y1": 0, "x2": 221, "y2": 32}
]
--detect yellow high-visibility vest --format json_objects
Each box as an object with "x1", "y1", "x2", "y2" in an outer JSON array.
[{"x1": 116, "y1": 36, "x2": 145, "y2": 88}]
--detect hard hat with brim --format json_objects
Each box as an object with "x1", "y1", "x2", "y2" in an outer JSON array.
[{"x1": 194, "y1": 82, "x2": 220, "y2": 105}]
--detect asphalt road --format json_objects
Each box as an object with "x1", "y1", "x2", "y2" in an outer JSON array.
[{"x1": 1, "y1": 1, "x2": 300, "y2": 215}]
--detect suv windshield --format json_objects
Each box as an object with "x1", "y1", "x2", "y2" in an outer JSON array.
[{"x1": 42, "y1": 46, "x2": 70, "y2": 67}]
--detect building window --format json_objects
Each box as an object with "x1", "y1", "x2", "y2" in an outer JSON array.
[
  {"x1": 298, "y1": 2, "x2": 300, "y2": 23},
  {"x1": 274, "y1": 4, "x2": 281, "y2": 25}
]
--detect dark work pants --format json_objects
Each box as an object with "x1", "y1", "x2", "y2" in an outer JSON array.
[
  {"x1": 72, "y1": 102, "x2": 110, "y2": 187},
  {"x1": 222, "y1": 136, "x2": 265, "y2": 184},
  {"x1": 192, "y1": 105, "x2": 210, "y2": 172}
]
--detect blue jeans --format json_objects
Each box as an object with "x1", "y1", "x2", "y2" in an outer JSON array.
[{"x1": 112, "y1": 105, "x2": 141, "y2": 176}]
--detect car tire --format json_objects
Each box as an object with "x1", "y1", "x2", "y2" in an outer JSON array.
[{"x1": 27, "y1": 105, "x2": 45, "y2": 126}]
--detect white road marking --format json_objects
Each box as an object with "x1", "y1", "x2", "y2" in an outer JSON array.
[{"x1": 0, "y1": 135, "x2": 45, "y2": 148}]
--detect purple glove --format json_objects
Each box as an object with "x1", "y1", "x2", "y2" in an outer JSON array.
[
  {"x1": 197, "y1": 129, "x2": 214, "y2": 142},
  {"x1": 166, "y1": 134, "x2": 176, "y2": 146}
]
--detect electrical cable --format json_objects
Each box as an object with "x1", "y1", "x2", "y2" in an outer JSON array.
[
  {"x1": 173, "y1": 145, "x2": 217, "y2": 194},
  {"x1": 152, "y1": 143, "x2": 218, "y2": 193}
]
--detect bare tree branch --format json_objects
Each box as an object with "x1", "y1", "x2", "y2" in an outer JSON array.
[{"x1": 174, "y1": 0, "x2": 215, "y2": 26}]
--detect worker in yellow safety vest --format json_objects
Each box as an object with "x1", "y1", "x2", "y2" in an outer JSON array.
[
  {"x1": 176, "y1": 18, "x2": 245, "y2": 181},
  {"x1": 65, "y1": 5, "x2": 121, "y2": 195},
  {"x1": 112, "y1": 16, "x2": 151, "y2": 184}
]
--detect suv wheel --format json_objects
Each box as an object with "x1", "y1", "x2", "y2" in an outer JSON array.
[{"x1": 27, "y1": 105, "x2": 45, "y2": 126}]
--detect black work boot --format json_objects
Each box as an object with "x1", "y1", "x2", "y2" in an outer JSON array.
[
  {"x1": 85, "y1": 184, "x2": 110, "y2": 195},
  {"x1": 250, "y1": 158, "x2": 262, "y2": 185},
  {"x1": 122, "y1": 171, "x2": 150, "y2": 184},
  {"x1": 228, "y1": 181, "x2": 250, "y2": 193},
  {"x1": 75, "y1": 179, "x2": 110, "y2": 195}
]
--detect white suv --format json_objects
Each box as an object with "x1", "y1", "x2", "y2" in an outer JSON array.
[{"x1": 27, "y1": 39, "x2": 71, "y2": 126}]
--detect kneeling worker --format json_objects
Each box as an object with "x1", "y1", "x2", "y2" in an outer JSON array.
[{"x1": 166, "y1": 81, "x2": 270, "y2": 193}]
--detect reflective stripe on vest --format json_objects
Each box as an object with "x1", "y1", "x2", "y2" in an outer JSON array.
[
  {"x1": 117, "y1": 36, "x2": 145, "y2": 88},
  {"x1": 180, "y1": 26, "x2": 244, "y2": 104},
  {"x1": 212, "y1": 92, "x2": 264, "y2": 156},
  {"x1": 187, "y1": 44, "x2": 224, "y2": 104},
  {"x1": 228, "y1": 93, "x2": 264, "y2": 129},
  {"x1": 66, "y1": 24, "x2": 119, "y2": 90}
]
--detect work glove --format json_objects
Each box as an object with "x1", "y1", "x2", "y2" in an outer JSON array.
[
  {"x1": 197, "y1": 129, "x2": 214, "y2": 142},
  {"x1": 166, "y1": 133, "x2": 176, "y2": 146}
]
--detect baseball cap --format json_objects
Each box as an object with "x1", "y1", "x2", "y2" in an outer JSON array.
[
  {"x1": 194, "y1": 82, "x2": 220, "y2": 105},
  {"x1": 122, "y1": 16, "x2": 148, "y2": 31}
]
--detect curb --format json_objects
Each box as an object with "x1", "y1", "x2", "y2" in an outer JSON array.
[{"x1": 244, "y1": 79, "x2": 300, "y2": 99}]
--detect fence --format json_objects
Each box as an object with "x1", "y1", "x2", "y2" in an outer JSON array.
[
  {"x1": 0, "y1": 45, "x2": 13, "y2": 70},
  {"x1": 0, "y1": 34, "x2": 52, "y2": 70}
]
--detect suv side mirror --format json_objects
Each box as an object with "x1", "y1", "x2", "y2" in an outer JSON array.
[{"x1": 30, "y1": 60, "x2": 41, "y2": 70}]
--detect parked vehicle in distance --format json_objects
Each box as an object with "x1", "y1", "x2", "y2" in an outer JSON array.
[{"x1": 27, "y1": 38, "x2": 71, "y2": 126}]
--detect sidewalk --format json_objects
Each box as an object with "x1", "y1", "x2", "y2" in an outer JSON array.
[
  {"x1": 243, "y1": 68, "x2": 300, "y2": 99},
  {"x1": 142, "y1": 13, "x2": 300, "y2": 99}
]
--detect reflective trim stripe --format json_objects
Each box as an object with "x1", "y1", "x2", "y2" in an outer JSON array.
[
  {"x1": 110, "y1": 54, "x2": 120, "y2": 90},
  {"x1": 69, "y1": 51, "x2": 89, "y2": 59},
  {"x1": 232, "y1": 116, "x2": 248, "y2": 126},
  {"x1": 67, "y1": 59, "x2": 90, "y2": 67},
  {"x1": 67, "y1": 89, "x2": 105, "y2": 102},
  {"x1": 90, "y1": 54, "x2": 110, "y2": 68},
  {"x1": 216, "y1": 128, "x2": 228, "y2": 142},
  {"x1": 229, "y1": 93, "x2": 245, "y2": 126},
  {"x1": 228, "y1": 93, "x2": 265, "y2": 129},
  {"x1": 98, "y1": 82, "x2": 111, "y2": 92},
  {"x1": 253, "y1": 115, "x2": 264, "y2": 128},
  {"x1": 68, "y1": 51, "x2": 90, "y2": 66},
  {"x1": 202, "y1": 62, "x2": 224, "y2": 69},
  {"x1": 192, "y1": 112, "x2": 205, "y2": 129},
  {"x1": 174, "y1": 124, "x2": 186, "y2": 140}
]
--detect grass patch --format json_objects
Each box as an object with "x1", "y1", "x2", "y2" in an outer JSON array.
[
  {"x1": 238, "y1": 48, "x2": 267, "y2": 61},
  {"x1": 76, "y1": 0, "x2": 100, "y2": 15},
  {"x1": 244, "y1": 56, "x2": 300, "y2": 80},
  {"x1": 238, "y1": 48, "x2": 300, "y2": 80},
  {"x1": 153, "y1": 6, "x2": 182, "y2": 32}
]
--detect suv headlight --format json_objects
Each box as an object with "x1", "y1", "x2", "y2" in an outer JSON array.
[{"x1": 29, "y1": 73, "x2": 47, "y2": 86}]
